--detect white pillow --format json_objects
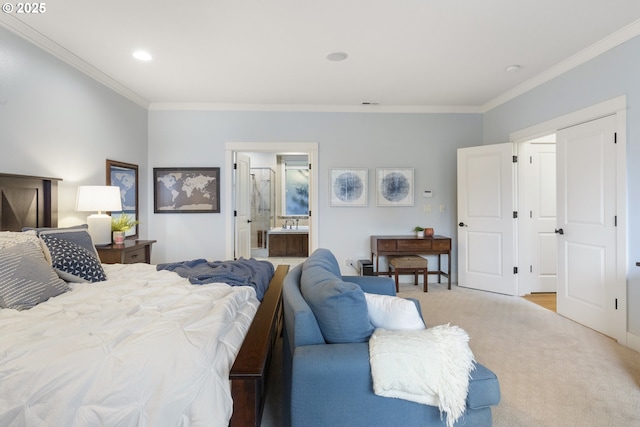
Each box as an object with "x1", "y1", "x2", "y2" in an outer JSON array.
[{"x1": 364, "y1": 293, "x2": 426, "y2": 330}]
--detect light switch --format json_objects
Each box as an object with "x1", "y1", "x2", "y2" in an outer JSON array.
[
  {"x1": 440, "y1": 204, "x2": 446, "y2": 212},
  {"x1": 424, "y1": 204, "x2": 432, "y2": 213}
]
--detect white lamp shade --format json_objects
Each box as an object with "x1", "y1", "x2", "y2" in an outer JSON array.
[
  {"x1": 76, "y1": 186, "x2": 123, "y2": 245},
  {"x1": 76, "y1": 186, "x2": 123, "y2": 213}
]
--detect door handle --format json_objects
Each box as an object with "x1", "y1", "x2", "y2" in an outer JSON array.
[
  {"x1": 247, "y1": 219, "x2": 252, "y2": 223},
  {"x1": 458, "y1": 222, "x2": 468, "y2": 227},
  {"x1": 555, "y1": 228, "x2": 564, "y2": 235}
]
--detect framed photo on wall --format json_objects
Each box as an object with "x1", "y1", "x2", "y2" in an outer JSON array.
[
  {"x1": 330, "y1": 168, "x2": 368, "y2": 206},
  {"x1": 376, "y1": 168, "x2": 414, "y2": 206},
  {"x1": 106, "y1": 159, "x2": 139, "y2": 238},
  {"x1": 153, "y1": 167, "x2": 220, "y2": 213}
]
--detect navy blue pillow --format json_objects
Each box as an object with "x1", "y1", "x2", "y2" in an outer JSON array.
[
  {"x1": 23, "y1": 225, "x2": 100, "y2": 259},
  {"x1": 40, "y1": 234, "x2": 106, "y2": 283}
]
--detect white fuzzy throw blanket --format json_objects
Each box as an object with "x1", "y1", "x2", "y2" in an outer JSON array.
[{"x1": 369, "y1": 324, "x2": 475, "y2": 427}]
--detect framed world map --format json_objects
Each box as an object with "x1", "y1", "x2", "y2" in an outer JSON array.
[{"x1": 153, "y1": 167, "x2": 220, "y2": 213}]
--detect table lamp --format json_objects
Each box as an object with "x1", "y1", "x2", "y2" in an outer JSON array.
[{"x1": 76, "y1": 185, "x2": 123, "y2": 245}]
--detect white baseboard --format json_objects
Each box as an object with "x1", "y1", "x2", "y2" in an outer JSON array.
[{"x1": 626, "y1": 331, "x2": 640, "y2": 353}]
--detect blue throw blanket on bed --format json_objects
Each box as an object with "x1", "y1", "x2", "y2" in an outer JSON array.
[{"x1": 156, "y1": 258, "x2": 274, "y2": 301}]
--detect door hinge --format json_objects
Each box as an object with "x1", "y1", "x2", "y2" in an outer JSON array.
[
  {"x1": 614, "y1": 132, "x2": 617, "y2": 144},
  {"x1": 614, "y1": 215, "x2": 617, "y2": 227},
  {"x1": 513, "y1": 211, "x2": 518, "y2": 219},
  {"x1": 234, "y1": 210, "x2": 237, "y2": 217},
  {"x1": 513, "y1": 267, "x2": 518, "y2": 274},
  {"x1": 615, "y1": 298, "x2": 618, "y2": 310},
  {"x1": 308, "y1": 163, "x2": 312, "y2": 170},
  {"x1": 513, "y1": 155, "x2": 518, "y2": 163},
  {"x1": 233, "y1": 163, "x2": 237, "y2": 169}
]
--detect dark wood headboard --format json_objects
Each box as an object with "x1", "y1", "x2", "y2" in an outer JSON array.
[{"x1": 0, "y1": 173, "x2": 61, "y2": 231}]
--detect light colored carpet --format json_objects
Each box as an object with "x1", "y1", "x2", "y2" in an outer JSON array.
[{"x1": 261, "y1": 282, "x2": 640, "y2": 426}]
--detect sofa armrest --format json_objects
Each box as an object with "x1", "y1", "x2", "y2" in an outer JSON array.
[{"x1": 342, "y1": 275, "x2": 396, "y2": 296}]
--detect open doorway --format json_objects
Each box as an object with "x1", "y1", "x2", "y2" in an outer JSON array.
[
  {"x1": 248, "y1": 153, "x2": 310, "y2": 260},
  {"x1": 510, "y1": 96, "x2": 627, "y2": 345},
  {"x1": 223, "y1": 142, "x2": 319, "y2": 263},
  {"x1": 517, "y1": 134, "x2": 557, "y2": 295}
]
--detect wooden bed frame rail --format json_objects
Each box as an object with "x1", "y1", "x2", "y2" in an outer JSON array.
[{"x1": 230, "y1": 264, "x2": 288, "y2": 427}]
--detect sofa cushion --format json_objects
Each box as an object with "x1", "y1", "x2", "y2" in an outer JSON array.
[
  {"x1": 303, "y1": 248, "x2": 342, "y2": 278},
  {"x1": 301, "y1": 249, "x2": 373, "y2": 343}
]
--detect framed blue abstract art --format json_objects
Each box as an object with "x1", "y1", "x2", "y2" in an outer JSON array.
[
  {"x1": 330, "y1": 168, "x2": 368, "y2": 206},
  {"x1": 376, "y1": 168, "x2": 414, "y2": 206}
]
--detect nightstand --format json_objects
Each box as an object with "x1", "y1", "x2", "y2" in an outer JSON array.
[{"x1": 96, "y1": 239, "x2": 157, "y2": 264}]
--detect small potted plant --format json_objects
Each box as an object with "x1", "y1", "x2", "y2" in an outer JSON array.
[
  {"x1": 413, "y1": 226, "x2": 425, "y2": 238},
  {"x1": 111, "y1": 214, "x2": 139, "y2": 244}
]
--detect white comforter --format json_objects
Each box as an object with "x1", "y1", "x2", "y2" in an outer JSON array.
[{"x1": 0, "y1": 263, "x2": 260, "y2": 427}]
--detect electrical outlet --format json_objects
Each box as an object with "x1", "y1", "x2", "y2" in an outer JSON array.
[{"x1": 424, "y1": 204, "x2": 432, "y2": 213}]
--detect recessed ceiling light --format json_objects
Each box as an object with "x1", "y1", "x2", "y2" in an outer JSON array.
[
  {"x1": 505, "y1": 65, "x2": 521, "y2": 73},
  {"x1": 133, "y1": 50, "x2": 152, "y2": 61},
  {"x1": 326, "y1": 51, "x2": 348, "y2": 62}
]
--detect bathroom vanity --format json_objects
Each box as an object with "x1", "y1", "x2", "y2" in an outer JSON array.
[{"x1": 268, "y1": 226, "x2": 309, "y2": 257}]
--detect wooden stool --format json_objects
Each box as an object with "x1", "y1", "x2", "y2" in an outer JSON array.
[{"x1": 388, "y1": 256, "x2": 428, "y2": 292}]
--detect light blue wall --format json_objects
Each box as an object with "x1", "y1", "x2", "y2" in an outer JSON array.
[
  {"x1": 6, "y1": 20, "x2": 639, "y2": 338},
  {"x1": 148, "y1": 110, "x2": 482, "y2": 269},
  {"x1": 0, "y1": 27, "x2": 149, "y2": 233},
  {"x1": 483, "y1": 35, "x2": 640, "y2": 336}
]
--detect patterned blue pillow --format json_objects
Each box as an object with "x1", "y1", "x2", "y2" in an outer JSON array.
[{"x1": 40, "y1": 234, "x2": 106, "y2": 283}]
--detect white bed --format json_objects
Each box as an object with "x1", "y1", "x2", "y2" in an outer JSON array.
[
  {"x1": 0, "y1": 173, "x2": 287, "y2": 427},
  {"x1": 0, "y1": 263, "x2": 261, "y2": 426}
]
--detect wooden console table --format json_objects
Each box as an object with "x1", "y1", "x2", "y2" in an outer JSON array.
[{"x1": 371, "y1": 235, "x2": 451, "y2": 289}]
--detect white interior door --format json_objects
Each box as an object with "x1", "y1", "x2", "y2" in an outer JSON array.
[
  {"x1": 556, "y1": 115, "x2": 621, "y2": 340},
  {"x1": 457, "y1": 143, "x2": 516, "y2": 295},
  {"x1": 525, "y1": 143, "x2": 557, "y2": 293},
  {"x1": 235, "y1": 153, "x2": 251, "y2": 259}
]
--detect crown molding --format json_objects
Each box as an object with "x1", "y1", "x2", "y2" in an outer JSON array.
[
  {"x1": 0, "y1": 15, "x2": 150, "y2": 109},
  {"x1": 3, "y1": 12, "x2": 638, "y2": 115},
  {"x1": 481, "y1": 19, "x2": 640, "y2": 113},
  {"x1": 148, "y1": 102, "x2": 482, "y2": 114}
]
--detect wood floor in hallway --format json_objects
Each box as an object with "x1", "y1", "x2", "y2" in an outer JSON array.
[{"x1": 522, "y1": 292, "x2": 557, "y2": 312}]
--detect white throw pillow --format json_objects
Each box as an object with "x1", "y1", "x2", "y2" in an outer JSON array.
[{"x1": 364, "y1": 293, "x2": 426, "y2": 330}]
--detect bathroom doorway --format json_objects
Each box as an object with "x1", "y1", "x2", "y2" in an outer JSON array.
[{"x1": 224, "y1": 142, "x2": 319, "y2": 264}]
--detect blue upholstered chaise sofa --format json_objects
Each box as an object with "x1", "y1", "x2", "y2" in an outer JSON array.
[{"x1": 282, "y1": 248, "x2": 500, "y2": 427}]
